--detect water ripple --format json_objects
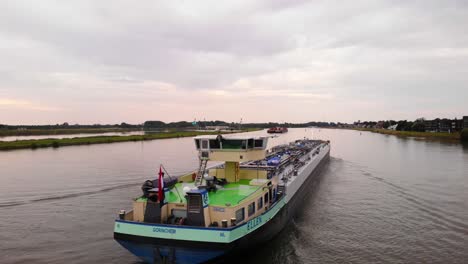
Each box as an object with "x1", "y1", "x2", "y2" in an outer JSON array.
[{"x1": 0, "y1": 182, "x2": 140, "y2": 208}]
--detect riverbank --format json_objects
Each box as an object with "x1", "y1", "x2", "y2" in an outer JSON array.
[
  {"x1": 0, "y1": 129, "x2": 260, "y2": 151},
  {"x1": 354, "y1": 128, "x2": 461, "y2": 141},
  {"x1": 0, "y1": 128, "x2": 141, "y2": 137},
  {"x1": 462, "y1": 129, "x2": 468, "y2": 142}
]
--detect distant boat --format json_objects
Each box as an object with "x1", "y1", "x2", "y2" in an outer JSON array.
[{"x1": 267, "y1": 127, "x2": 288, "y2": 134}]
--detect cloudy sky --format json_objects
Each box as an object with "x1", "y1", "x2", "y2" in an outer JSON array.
[{"x1": 1, "y1": 0, "x2": 467, "y2": 125}]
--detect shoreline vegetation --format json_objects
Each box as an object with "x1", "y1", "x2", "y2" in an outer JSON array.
[
  {"x1": 0, "y1": 129, "x2": 260, "y2": 151},
  {"x1": 0, "y1": 120, "x2": 339, "y2": 137},
  {"x1": 0, "y1": 128, "x2": 140, "y2": 137},
  {"x1": 462, "y1": 129, "x2": 468, "y2": 142},
  {"x1": 355, "y1": 128, "x2": 464, "y2": 141}
]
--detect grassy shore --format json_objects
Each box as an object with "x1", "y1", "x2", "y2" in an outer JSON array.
[
  {"x1": 0, "y1": 128, "x2": 141, "y2": 137},
  {"x1": 0, "y1": 130, "x2": 261, "y2": 151},
  {"x1": 355, "y1": 128, "x2": 461, "y2": 140},
  {"x1": 0, "y1": 127, "x2": 263, "y2": 137}
]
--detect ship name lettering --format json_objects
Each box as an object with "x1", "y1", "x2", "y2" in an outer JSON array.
[
  {"x1": 153, "y1": 227, "x2": 176, "y2": 234},
  {"x1": 247, "y1": 216, "x2": 262, "y2": 231}
]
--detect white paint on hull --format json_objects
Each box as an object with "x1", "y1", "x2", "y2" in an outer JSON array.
[{"x1": 283, "y1": 143, "x2": 330, "y2": 203}]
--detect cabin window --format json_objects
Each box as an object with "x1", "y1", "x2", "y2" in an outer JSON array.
[
  {"x1": 195, "y1": 139, "x2": 200, "y2": 149},
  {"x1": 258, "y1": 197, "x2": 263, "y2": 210},
  {"x1": 209, "y1": 139, "x2": 220, "y2": 149},
  {"x1": 273, "y1": 188, "x2": 276, "y2": 200},
  {"x1": 254, "y1": 139, "x2": 263, "y2": 148},
  {"x1": 248, "y1": 139, "x2": 254, "y2": 148},
  {"x1": 264, "y1": 192, "x2": 269, "y2": 204},
  {"x1": 201, "y1": 140, "x2": 209, "y2": 149},
  {"x1": 222, "y1": 140, "x2": 243, "y2": 149},
  {"x1": 248, "y1": 202, "x2": 255, "y2": 217},
  {"x1": 235, "y1": 208, "x2": 245, "y2": 223},
  {"x1": 171, "y1": 209, "x2": 187, "y2": 218},
  {"x1": 241, "y1": 140, "x2": 247, "y2": 149}
]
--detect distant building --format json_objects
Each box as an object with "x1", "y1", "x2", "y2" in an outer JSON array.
[
  {"x1": 439, "y1": 119, "x2": 452, "y2": 132},
  {"x1": 452, "y1": 118, "x2": 463, "y2": 132},
  {"x1": 375, "y1": 121, "x2": 385, "y2": 129},
  {"x1": 424, "y1": 119, "x2": 439, "y2": 132},
  {"x1": 425, "y1": 117, "x2": 465, "y2": 133}
]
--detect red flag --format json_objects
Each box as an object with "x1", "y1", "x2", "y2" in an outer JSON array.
[{"x1": 158, "y1": 165, "x2": 165, "y2": 205}]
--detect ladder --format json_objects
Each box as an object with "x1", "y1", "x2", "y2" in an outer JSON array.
[{"x1": 194, "y1": 158, "x2": 208, "y2": 186}]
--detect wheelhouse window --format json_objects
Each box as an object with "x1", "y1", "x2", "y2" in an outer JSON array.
[
  {"x1": 248, "y1": 202, "x2": 255, "y2": 217},
  {"x1": 241, "y1": 140, "x2": 247, "y2": 149},
  {"x1": 195, "y1": 139, "x2": 200, "y2": 149},
  {"x1": 222, "y1": 140, "x2": 243, "y2": 149},
  {"x1": 248, "y1": 139, "x2": 254, "y2": 148},
  {"x1": 254, "y1": 139, "x2": 264, "y2": 148},
  {"x1": 201, "y1": 140, "x2": 209, "y2": 149},
  {"x1": 209, "y1": 139, "x2": 220, "y2": 149},
  {"x1": 258, "y1": 197, "x2": 263, "y2": 210},
  {"x1": 264, "y1": 192, "x2": 269, "y2": 204},
  {"x1": 235, "y1": 208, "x2": 245, "y2": 223}
]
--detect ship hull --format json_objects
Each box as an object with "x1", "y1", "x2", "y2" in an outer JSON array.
[
  {"x1": 267, "y1": 127, "x2": 288, "y2": 133},
  {"x1": 114, "y1": 149, "x2": 330, "y2": 264}
]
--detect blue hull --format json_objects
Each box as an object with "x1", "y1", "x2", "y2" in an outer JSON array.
[{"x1": 116, "y1": 239, "x2": 225, "y2": 264}]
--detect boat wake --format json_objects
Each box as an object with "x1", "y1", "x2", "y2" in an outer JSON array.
[
  {"x1": 354, "y1": 164, "x2": 468, "y2": 235},
  {"x1": 0, "y1": 182, "x2": 141, "y2": 208}
]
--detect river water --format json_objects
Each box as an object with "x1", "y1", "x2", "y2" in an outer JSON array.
[
  {"x1": 0, "y1": 131, "x2": 145, "y2": 142},
  {"x1": 1, "y1": 128, "x2": 467, "y2": 264}
]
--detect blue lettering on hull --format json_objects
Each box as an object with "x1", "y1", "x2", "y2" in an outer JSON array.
[
  {"x1": 153, "y1": 227, "x2": 177, "y2": 234},
  {"x1": 246, "y1": 216, "x2": 262, "y2": 231}
]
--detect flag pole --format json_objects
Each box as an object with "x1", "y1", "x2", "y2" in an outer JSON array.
[
  {"x1": 161, "y1": 164, "x2": 183, "y2": 203},
  {"x1": 158, "y1": 165, "x2": 165, "y2": 207}
]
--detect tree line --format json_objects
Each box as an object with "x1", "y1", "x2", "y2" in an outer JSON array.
[
  {"x1": 0, "y1": 122, "x2": 141, "y2": 130},
  {"x1": 355, "y1": 118, "x2": 427, "y2": 132},
  {"x1": 143, "y1": 120, "x2": 343, "y2": 129},
  {"x1": 1, "y1": 120, "x2": 354, "y2": 130}
]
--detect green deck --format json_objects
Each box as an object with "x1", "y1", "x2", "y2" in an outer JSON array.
[{"x1": 167, "y1": 179, "x2": 262, "y2": 206}]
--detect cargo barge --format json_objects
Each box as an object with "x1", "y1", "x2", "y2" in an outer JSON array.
[{"x1": 114, "y1": 135, "x2": 330, "y2": 263}]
